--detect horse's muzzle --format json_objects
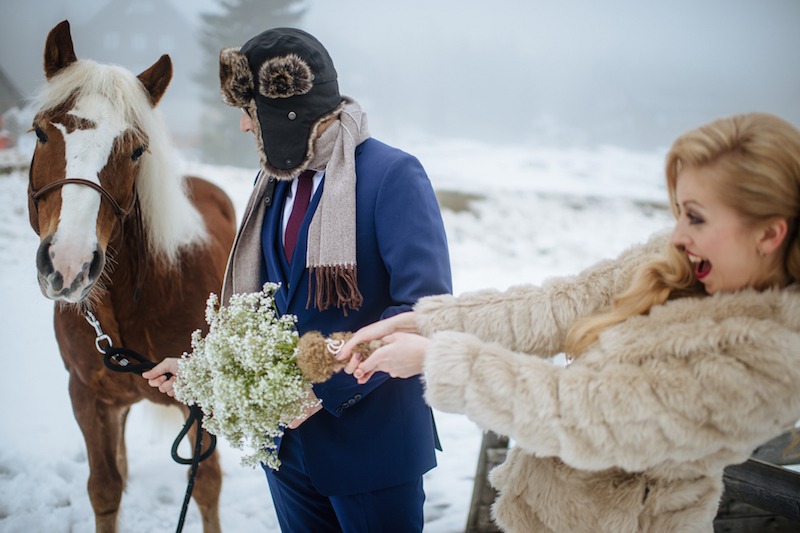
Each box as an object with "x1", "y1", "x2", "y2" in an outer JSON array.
[{"x1": 36, "y1": 234, "x2": 105, "y2": 303}]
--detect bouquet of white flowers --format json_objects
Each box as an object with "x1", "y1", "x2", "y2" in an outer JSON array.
[
  {"x1": 175, "y1": 283, "x2": 317, "y2": 470},
  {"x1": 174, "y1": 282, "x2": 382, "y2": 470}
]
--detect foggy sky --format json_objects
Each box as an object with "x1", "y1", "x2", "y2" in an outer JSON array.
[{"x1": 2, "y1": 0, "x2": 799, "y2": 153}]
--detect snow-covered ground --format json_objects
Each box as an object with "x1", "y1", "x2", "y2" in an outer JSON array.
[{"x1": 0, "y1": 138, "x2": 674, "y2": 532}]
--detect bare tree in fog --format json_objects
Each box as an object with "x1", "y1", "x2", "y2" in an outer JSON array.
[{"x1": 196, "y1": 0, "x2": 308, "y2": 165}]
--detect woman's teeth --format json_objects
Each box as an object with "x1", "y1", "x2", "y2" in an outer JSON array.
[{"x1": 687, "y1": 253, "x2": 711, "y2": 279}]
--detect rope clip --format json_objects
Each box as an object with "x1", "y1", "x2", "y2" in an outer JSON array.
[{"x1": 82, "y1": 308, "x2": 113, "y2": 354}]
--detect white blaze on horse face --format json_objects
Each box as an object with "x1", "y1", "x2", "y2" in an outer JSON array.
[{"x1": 47, "y1": 94, "x2": 127, "y2": 301}]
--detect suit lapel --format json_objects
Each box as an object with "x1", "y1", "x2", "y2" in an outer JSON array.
[{"x1": 263, "y1": 180, "x2": 290, "y2": 310}]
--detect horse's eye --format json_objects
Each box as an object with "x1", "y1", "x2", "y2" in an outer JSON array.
[
  {"x1": 131, "y1": 146, "x2": 145, "y2": 161},
  {"x1": 34, "y1": 126, "x2": 48, "y2": 143}
]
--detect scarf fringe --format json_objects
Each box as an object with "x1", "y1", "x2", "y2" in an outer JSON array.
[{"x1": 308, "y1": 264, "x2": 363, "y2": 315}]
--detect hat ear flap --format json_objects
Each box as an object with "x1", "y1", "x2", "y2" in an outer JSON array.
[
  {"x1": 258, "y1": 54, "x2": 313, "y2": 99},
  {"x1": 219, "y1": 47, "x2": 254, "y2": 107}
]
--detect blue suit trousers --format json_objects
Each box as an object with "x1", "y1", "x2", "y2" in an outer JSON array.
[{"x1": 264, "y1": 428, "x2": 425, "y2": 532}]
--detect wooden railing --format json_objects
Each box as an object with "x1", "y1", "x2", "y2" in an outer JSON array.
[
  {"x1": 465, "y1": 430, "x2": 800, "y2": 533},
  {"x1": 465, "y1": 432, "x2": 508, "y2": 532}
]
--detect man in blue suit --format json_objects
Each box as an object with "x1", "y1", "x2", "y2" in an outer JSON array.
[{"x1": 146, "y1": 28, "x2": 451, "y2": 532}]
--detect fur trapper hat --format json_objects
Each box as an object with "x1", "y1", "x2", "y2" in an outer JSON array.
[{"x1": 219, "y1": 28, "x2": 343, "y2": 178}]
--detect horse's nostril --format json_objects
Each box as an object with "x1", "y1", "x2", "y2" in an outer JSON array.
[
  {"x1": 36, "y1": 236, "x2": 55, "y2": 276},
  {"x1": 88, "y1": 250, "x2": 104, "y2": 280}
]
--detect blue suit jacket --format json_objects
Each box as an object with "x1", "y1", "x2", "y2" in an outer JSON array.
[{"x1": 260, "y1": 138, "x2": 452, "y2": 495}]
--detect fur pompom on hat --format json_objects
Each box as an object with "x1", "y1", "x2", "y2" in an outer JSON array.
[
  {"x1": 259, "y1": 54, "x2": 313, "y2": 99},
  {"x1": 219, "y1": 28, "x2": 343, "y2": 178}
]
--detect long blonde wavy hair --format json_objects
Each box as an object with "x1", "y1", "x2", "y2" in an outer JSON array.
[{"x1": 564, "y1": 113, "x2": 800, "y2": 357}]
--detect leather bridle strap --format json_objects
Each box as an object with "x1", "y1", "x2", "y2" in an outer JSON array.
[{"x1": 29, "y1": 178, "x2": 136, "y2": 221}]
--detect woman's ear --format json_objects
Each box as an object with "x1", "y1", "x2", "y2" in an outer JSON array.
[{"x1": 758, "y1": 217, "x2": 789, "y2": 256}]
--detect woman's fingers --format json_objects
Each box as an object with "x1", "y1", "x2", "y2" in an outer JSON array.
[
  {"x1": 337, "y1": 311, "x2": 418, "y2": 362},
  {"x1": 353, "y1": 333, "x2": 429, "y2": 383},
  {"x1": 342, "y1": 352, "x2": 362, "y2": 375}
]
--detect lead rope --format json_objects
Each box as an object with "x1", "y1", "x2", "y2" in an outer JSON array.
[{"x1": 82, "y1": 309, "x2": 215, "y2": 533}]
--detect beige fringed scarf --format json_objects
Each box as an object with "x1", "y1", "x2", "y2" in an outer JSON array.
[
  {"x1": 220, "y1": 98, "x2": 370, "y2": 312},
  {"x1": 304, "y1": 97, "x2": 370, "y2": 312}
]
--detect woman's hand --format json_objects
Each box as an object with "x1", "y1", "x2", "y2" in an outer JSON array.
[
  {"x1": 336, "y1": 311, "x2": 419, "y2": 374},
  {"x1": 352, "y1": 332, "x2": 429, "y2": 385},
  {"x1": 142, "y1": 357, "x2": 180, "y2": 397}
]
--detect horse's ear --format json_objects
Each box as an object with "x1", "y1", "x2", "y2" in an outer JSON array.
[
  {"x1": 44, "y1": 20, "x2": 78, "y2": 79},
  {"x1": 137, "y1": 55, "x2": 172, "y2": 107}
]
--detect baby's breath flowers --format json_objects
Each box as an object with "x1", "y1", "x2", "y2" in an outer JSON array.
[{"x1": 174, "y1": 283, "x2": 317, "y2": 470}]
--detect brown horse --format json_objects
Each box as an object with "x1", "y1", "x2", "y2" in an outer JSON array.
[{"x1": 27, "y1": 20, "x2": 236, "y2": 533}]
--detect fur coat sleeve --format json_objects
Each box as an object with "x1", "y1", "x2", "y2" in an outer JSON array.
[
  {"x1": 420, "y1": 235, "x2": 800, "y2": 474},
  {"x1": 414, "y1": 232, "x2": 667, "y2": 357}
]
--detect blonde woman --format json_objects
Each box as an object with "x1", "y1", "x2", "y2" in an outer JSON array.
[{"x1": 337, "y1": 113, "x2": 800, "y2": 532}]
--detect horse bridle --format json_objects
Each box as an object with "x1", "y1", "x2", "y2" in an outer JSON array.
[
  {"x1": 27, "y1": 152, "x2": 146, "y2": 300},
  {"x1": 30, "y1": 178, "x2": 137, "y2": 220},
  {"x1": 28, "y1": 151, "x2": 138, "y2": 235}
]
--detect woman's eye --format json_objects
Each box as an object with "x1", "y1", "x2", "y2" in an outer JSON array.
[
  {"x1": 687, "y1": 212, "x2": 704, "y2": 225},
  {"x1": 131, "y1": 146, "x2": 145, "y2": 161},
  {"x1": 34, "y1": 126, "x2": 48, "y2": 143}
]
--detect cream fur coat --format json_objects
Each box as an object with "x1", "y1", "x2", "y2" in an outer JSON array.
[{"x1": 414, "y1": 232, "x2": 800, "y2": 532}]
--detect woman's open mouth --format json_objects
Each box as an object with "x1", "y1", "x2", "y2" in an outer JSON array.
[{"x1": 688, "y1": 253, "x2": 712, "y2": 280}]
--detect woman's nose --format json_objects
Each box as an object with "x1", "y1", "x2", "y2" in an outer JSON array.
[{"x1": 671, "y1": 220, "x2": 688, "y2": 247}]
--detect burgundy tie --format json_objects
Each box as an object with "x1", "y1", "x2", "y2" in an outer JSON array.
[{"x1": 284, "y1": 170, "x2": 315, "y2": 262}]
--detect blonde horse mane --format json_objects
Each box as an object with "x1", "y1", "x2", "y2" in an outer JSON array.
[{"x1": 32, "y1": 59, "x2": 207, "y2": 266}]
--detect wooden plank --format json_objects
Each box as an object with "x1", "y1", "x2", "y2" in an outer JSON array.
[
  {"x1": 714, "y1": 431, "x2": 800, "y2": 530},
  {"x1": 465, "y1": 431, "x2": 508, "y2": 533},
  {"x1": 721, "y1": 458, "x2": 800, "y2": 521},
  {"x1": 713, "y1": 514, "x2": 800, "y2": 533},
  {"x1": 751, "y1": 432, "x2": 800, "y2": 466}
]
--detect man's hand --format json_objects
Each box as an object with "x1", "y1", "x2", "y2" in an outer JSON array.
[{"x1": 142, "y1": 357, "x2": 180, "y2": 397}]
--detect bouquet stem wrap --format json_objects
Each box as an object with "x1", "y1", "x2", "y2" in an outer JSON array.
[{"x1": 297, "y1": 331, "x2": 382, "y2": 383}]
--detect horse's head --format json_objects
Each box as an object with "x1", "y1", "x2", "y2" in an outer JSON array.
[{"x1": 28, "y1": 20, "x2": 172, "y2": 304}]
